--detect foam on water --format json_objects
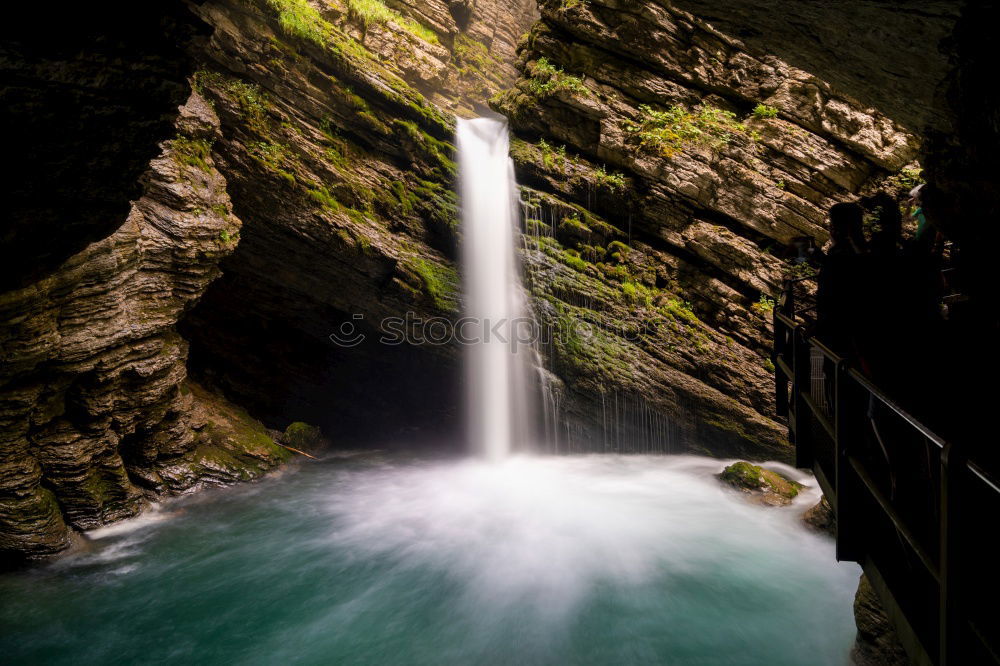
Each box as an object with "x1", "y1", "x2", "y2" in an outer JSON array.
[{"x1": 0, "y1": 454, "x2": 860, "y2": 665}]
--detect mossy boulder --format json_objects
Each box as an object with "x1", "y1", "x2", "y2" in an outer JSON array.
[
  {"x1": 282, "y1": 421, "x2": 324, "y2": 452},
  {"x1": 719, "y1": 461, "x2": 803, "y2": 506}
]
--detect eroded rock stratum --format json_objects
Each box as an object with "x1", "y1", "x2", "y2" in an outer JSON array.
[
  {"x1": 0, "y1": 92, "x2": 290, "y2": 559},
  {"x1": 492, "y1": 0, "x2": 917, "y2": 456}
]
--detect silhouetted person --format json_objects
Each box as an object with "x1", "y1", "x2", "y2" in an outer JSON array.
[
  {"x1": 863, "y1": 192, "x2": 903, "y2": 257},
  {"x1": 856, "y1": 193, "x2": 934, "y2": 499},
  {"x1": 816, "y1": 202, "x2": 867, "y2": 356},
  {"x1": 830, "y1": 201, "x2": 867, "y2": 256}
]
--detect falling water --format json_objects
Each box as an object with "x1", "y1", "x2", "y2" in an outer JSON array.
[{"x1": 458, "y1": 117, "x2": 533, "y2": 458}]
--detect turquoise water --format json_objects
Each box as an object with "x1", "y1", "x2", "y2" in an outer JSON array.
[{"x1": 0, "y1": 454, "x2": 859, "y2": 665}]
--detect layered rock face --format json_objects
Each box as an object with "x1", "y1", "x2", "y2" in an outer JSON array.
[
  {"x1": 0, "y1": 93, "x2": 290, "y2": 563},
  {"x1": 666, "y1": 0, "x2": 1000, "y2": 445},
  {"x1": 1, "y1": 0, "x2": 539, "y2": 560},
  {"x1": 851, "y1": 573, "x2": 908, "y2": 665},
  {"x1": 491, "y1": 0, "x2": 918, "y2": 458},
  {"x1": 176, "y1": 0, "x2": 538, "y2": 443},
  {"x1": 0, "y1": 2, "x2": 208, "y2": 291}
]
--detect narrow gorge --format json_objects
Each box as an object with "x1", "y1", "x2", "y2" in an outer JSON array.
[{"x1": 2, "y1": 1, "x2": 996, "y2": 664}]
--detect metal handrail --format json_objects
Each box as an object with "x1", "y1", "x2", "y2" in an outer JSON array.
[
  {"x1": 968, "y1": 460, "x2": 1000, "y2": 494},
  {"x1": 846, "y1": 367, "x2": 947, "y2": 449},
  {"x1": 802, "y1": 392, "x2": 835, "y2": 439},
  {"x1": 772, "y1": 275, "x2": 998, "y2": 665},
  {"x1": 848, "y1": 454, "x2": 941, "y2": 582}
]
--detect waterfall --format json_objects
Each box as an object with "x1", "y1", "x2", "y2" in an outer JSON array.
[{"x1": 457, "y1": 117, "x2": 533, "y2": 458}]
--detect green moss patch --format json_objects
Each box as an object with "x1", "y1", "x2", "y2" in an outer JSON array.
[
  {"x1": 172, "y1": 136, "x2": 213, "y2": 173},
  {"x1": 623, "y1": 104, "x2": 756, "y2": 158},
  {"x1": 410, "y1": 257, "x2": 459, "y2": 312},
  {"x1": 282, "y1": 421, "x2": 324, "y2": 451},
  {"x1": 719, "y1": 461, "x2": 802, "y2": 503},
  {"x1": 168, "y1": 383, "x2": 292, "y2": 487},
  {"x1": 346, "y1": 0, "x2": 439, "y2": 44}
]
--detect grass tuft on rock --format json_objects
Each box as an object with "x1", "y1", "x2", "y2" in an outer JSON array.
[
  {"x1": 172, "y1": 136, "x2": 213, "y2": 173},
  {"x1": 526, "y1": 57, "x2": 589, "y2": 97},
  {"x1": 347, "y1": 0, "x2": 439, "y2": 44},
  {"x1": 266, "y1": 0, "x2": 330, "y2": 46},
  {"x1": 752, "y1": 103, "x2": 780, "y2": 119}
]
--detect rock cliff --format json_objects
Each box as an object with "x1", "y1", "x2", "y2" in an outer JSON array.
[
  {"x1": 492, "y1": 0, "x2": 918, "y2": 456},
  {"x1": 0, "y1": 0, "x2": 538, "y2": 561},
  {"x1": 0, "y1": 91, "x2": 290, "y2": 562},
  {"x1": 176, "y1": 0, "x2": 538, "y2": 443}
]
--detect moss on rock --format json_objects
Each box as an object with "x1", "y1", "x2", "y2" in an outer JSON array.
[
  {"x1": 719, "y1": 461, "x2": 802, "y2": 505},
  {"x1": 156, "y1": 382, "x2": 292, "y2": 492},
  {"x1": 282, "y1": 421, "x2": 323, "y2": 450}
]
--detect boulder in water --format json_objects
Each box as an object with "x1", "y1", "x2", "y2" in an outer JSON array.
[
  {"x1": 281, "y1": 422, "x2": 326, "y2": 455},
  {"x1": 719, "y1": 461, "x2": 802, "y2": 506}
]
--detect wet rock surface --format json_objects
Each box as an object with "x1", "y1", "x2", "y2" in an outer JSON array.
[
  {"x1": 490, "y1": 0, "x2": 917, "y2": 456},
  {"x1": 0, "y1": 0, "x2": 957, "y2": 560},
  {"x1": 176, "y1": 0, "x2": 538, "y2": 444},
  {"x1": 802, "y1": 495, "x2": 836, "y2": 536},
  {"x1": 1, "y1": 0, "x2": 539, "y2": 560}
]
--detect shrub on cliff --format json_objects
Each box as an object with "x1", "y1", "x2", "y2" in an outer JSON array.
[{"x1": 752, "y1": 103, "x2": 780, "y2": 119}]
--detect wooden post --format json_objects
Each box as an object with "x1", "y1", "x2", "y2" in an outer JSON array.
[{"x1": 792, "y1": 327, "x2": 813, "y2": 469}]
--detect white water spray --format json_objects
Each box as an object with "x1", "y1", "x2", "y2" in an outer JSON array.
[{"x1": 458, "y1": 117, "x2": 532, "y2": 458}]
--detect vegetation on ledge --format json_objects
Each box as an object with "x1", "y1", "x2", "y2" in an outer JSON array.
[
  {"x1": 282, "y1": 421, "x2": 325, "y2": 451},
  {"x1": 490, "y1": 56, "x2": 590, "y2": 121},
  {"x1": 172, "y1": 136, "x2": 213, "y2": 173},
  {"x1": 752, "y1": 103, "x2": 780, "y2": 119},
  {"x1": 623, "y1": 104, "x2": 759, "y2": 158},
  {"x1": 260, "y1": 0, "x2": 451, "y2": 136},
  {"x1": 346, "y1": 0, "x2": 439, "y2": 44},
  {"x1": 525, "y1": 57, "x2": 589, "y2": 97}
]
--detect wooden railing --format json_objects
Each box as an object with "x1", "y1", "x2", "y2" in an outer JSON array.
[{"x1": 773, "y1": 278, "x2": 999, "y2": 665}]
